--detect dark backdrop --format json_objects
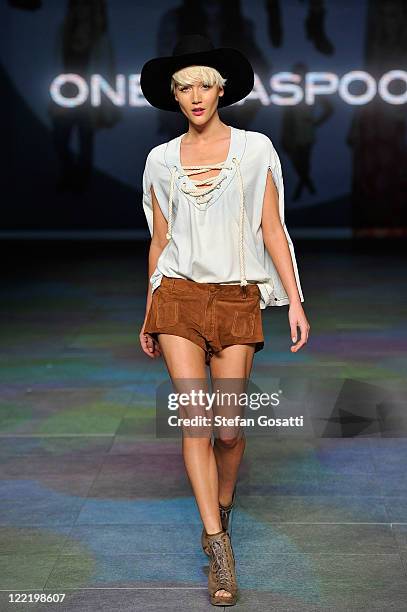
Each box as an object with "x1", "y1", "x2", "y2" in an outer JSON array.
[{"x1": 1, "y1": 0, "x2": 406, "y2": 237}]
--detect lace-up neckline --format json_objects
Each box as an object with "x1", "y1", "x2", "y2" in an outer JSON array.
[
  {"x1": 176, "y1": 127, "x2": 234, "y2": 205},
  {"x1": 179, "y1": 162, "x2": 232, "y2": 205}
]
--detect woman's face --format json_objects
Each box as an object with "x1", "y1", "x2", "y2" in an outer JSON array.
[{"x1": 174, "y1": 80, "x2": 224, "y2": 125}]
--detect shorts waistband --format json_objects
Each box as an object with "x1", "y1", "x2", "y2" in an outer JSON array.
[{"x1": 161, "y1": 275, "x2": 259, "y2": 297}]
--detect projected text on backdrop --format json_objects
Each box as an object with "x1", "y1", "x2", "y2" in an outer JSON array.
[{"x1": 50, "y1": 70, "x2": 407, "y2": 107}]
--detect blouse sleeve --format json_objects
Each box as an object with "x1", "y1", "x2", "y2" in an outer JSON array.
[
  {"x1": 142, "y1": 153, "x2": 154, "y2": 237},
  {"x1": 267, "y1": 138, "x2": 286, "y2": 225},
  {"x1": 265, "y1": 137, "x2": 305, "y2": 304},
  {"x1": 142, "y1": 149, "x2": 169, "y2": 237}
]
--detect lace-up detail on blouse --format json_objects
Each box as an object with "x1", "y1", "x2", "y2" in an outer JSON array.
[
  {"x1": 166, "y1": 158, "x2": 248, "y2": 287},
  {"x1": 179, "y1": 163, "x2": 230, "y2": 205}
]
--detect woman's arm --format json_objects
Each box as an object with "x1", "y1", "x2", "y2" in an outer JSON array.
[{"x1": 261, "y1": 169, "x2": 310, "y2": 352}]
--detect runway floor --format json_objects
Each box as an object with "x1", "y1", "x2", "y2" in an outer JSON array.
[{"x1": 1, "y1": 240, "x2": 407, "y2": 611}]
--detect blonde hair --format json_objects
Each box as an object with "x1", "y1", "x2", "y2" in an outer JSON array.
[{"x1": 170, "y1": 65, "x2": 227, "y2": 95}]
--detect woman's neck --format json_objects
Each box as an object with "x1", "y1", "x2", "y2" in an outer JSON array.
[{"x1": 184, "y1": 115, "x2": 229, "y2": 144}]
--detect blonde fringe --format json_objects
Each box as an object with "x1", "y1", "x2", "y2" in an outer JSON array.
[{"x1": 170, "y1": 65, "x2": 227, "y2": 94}]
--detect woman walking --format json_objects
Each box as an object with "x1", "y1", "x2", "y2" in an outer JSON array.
[{"x1": 139, "y1": 34, "x2": 310, "y2": 606}]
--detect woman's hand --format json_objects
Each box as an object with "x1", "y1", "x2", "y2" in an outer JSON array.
[
  {"x1": 140, "y1": 327, "x2": 162, "y2": 359},
  {"x1": 288, "y1": 301, "x2": 310, "y2": 352}
]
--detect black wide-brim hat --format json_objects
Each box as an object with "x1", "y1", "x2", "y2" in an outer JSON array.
[{"x1": 140, "y1": 34, "x2": 254, "y2": 113}]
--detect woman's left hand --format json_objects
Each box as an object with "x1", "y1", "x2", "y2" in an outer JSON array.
[{"x1": 288, "y1": 301, "x2": 310, "y2": 352}]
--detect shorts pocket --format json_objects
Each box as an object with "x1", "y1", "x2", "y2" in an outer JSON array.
[
  {"x1": 156, "y1": 298, "x2": 179, "y2": 327},
  {"x1": 231, "y1": 311, "x2": 255, "y2": 337}
]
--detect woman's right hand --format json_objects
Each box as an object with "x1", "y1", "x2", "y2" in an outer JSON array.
[{"x1": 140, "y1": 327, "x2": 162, "y2": 359}]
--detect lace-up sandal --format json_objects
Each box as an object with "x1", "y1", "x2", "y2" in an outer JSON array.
[
  {"x1": 207, "y1": 529, "x2": 238, "y2": 606},
  {"x1": 202, "y1": 485, "x2": 236, "y2": 556}
]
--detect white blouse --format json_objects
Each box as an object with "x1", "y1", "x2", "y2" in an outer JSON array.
[{"x1": 142, "y1": 125, "x2": 304, "y2": 309}]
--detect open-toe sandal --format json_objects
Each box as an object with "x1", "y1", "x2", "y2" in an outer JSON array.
[{"x1": 207, "y1": 529, "x2": 238, "y2": 606}]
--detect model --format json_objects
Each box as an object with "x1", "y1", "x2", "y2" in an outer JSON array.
[{"x1": 139, "y1": 34, "x2": 310, "y2": 607}]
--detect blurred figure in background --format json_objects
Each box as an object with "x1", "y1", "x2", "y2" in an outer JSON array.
[
  {"x1": 266, "y1": 0, "x2": 334, "y2": 55},
  {"x1": 49, "y1": 0, "x2": 119, "y2": 193},
  {"x1": 347, "y1": 0, "x2": 407, "y2": 235},
  {"x1": 280, "y1": 61, "x2": 333, "y2": 201}
]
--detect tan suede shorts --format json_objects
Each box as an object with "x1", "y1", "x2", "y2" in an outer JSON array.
[{"x1": 144, "y1": 275, "x2": 264, "y2": 365}]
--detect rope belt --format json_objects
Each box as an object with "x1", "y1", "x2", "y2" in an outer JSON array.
[{"x1": 166, "y1": 157, "x2": 248, "y2": 288}]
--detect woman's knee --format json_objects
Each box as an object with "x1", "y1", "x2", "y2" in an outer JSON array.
[{"x1": 214, "y1": 433, "x2": 244, "y2": 449}]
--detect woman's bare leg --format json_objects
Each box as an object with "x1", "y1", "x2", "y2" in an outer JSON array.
[
  {"x1": 210, "y1": 344, "x2": 256, "y2": 507},
  {"x1": 157, "y1": 334, "x2": 222, "y2": 534},
  {"x1": 157, "y1": 335, "x2": 255, "y2": 600}
]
